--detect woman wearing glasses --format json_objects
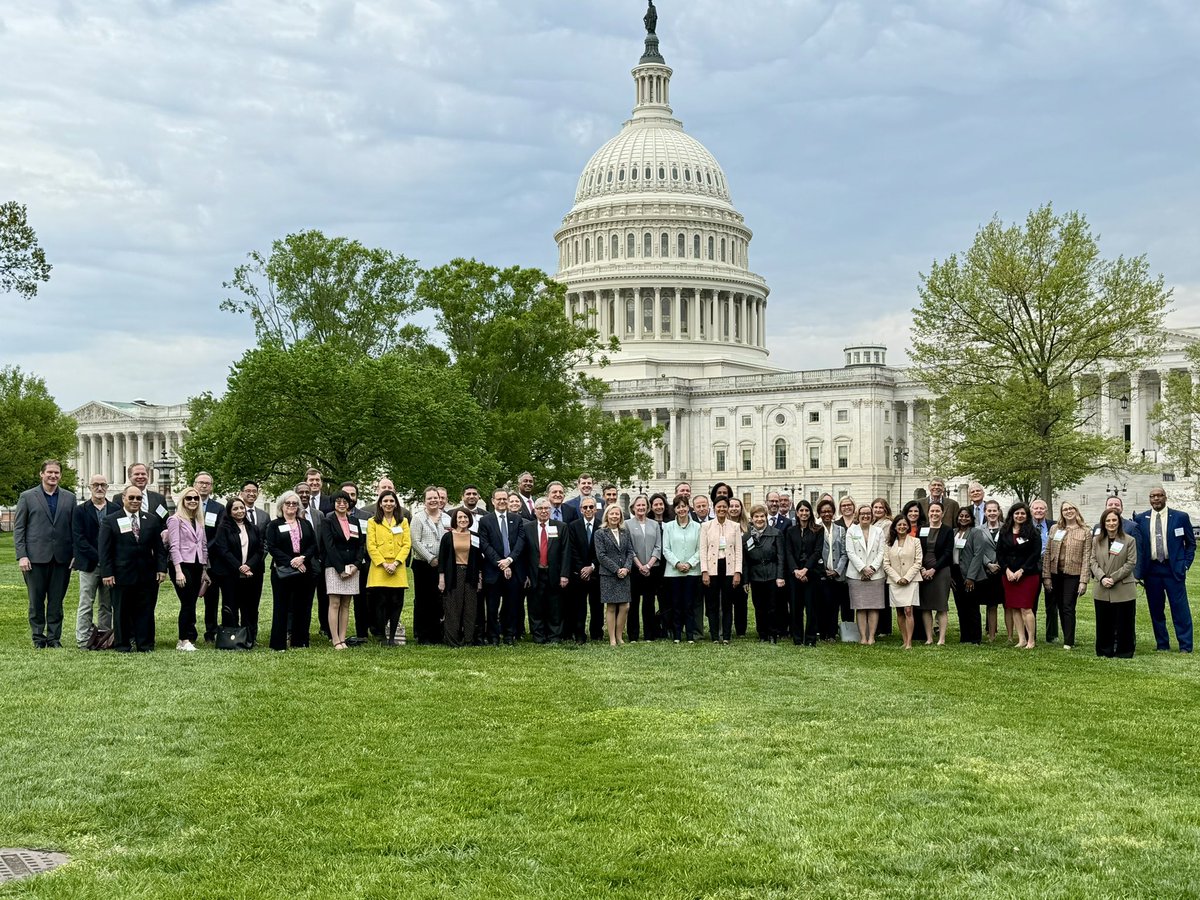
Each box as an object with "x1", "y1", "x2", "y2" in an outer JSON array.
[
  {"x1": 266, "y1": 490, "x2": 319, "y2": 651},
  {"x1": 168, "y1": 488, "x2": 209, "y2": 652}
]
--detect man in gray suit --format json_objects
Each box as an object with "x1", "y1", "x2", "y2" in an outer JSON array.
[{"x1": 14, "y1": 459, "x2": 77, "y2": 648}]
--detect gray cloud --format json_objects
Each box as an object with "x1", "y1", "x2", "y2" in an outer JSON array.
[{"x1": 2, "y1": 0, "x2": 1198, "y2": 410}]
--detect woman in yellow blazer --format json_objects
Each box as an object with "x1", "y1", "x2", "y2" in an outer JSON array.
[
  {"x1": 700, "y1": 497, "x2": 744, "y2": 643},
  {"x1": 366, "y1": 490, "x2": 412, "y2": 646},
  {"x1": 1089, "y1": 509, "x2": 1138, "y2": 658}
]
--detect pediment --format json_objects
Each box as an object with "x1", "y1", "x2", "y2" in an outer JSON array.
[{"x1": 70, "y1": 401, "x2": 137, "y2": 424}]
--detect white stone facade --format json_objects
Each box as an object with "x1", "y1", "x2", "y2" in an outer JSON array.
[{"x1": 70, "y1": 400, "x2": 189, "y2": 489}]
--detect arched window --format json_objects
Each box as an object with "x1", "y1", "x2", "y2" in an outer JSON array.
[
  {"x1": 618, "y1": 168, "x2": 626, "y2": 182},
  {"x1": 720, "y1": 238, "x2": 726, "y2": 262},
  {"x1": 678, "y1": 233, "x2": 686, "y2": 257},
  {"x1": 627, "y1": 233, "x2": 636, "y2": 258},
  {"x1": 584, "y1": 238, "x2": 590, "y2": 263},
  {"x1": 661, "y1": 293, "x2": 672, "y2": 335},
  {"x1": 671, "y1": 166, "x2": 679, "y2": 180},
  {"x1": 573, "y1": 241, "x2": 579, "y2": 265},
  {"x1": 684, "y1": 169, "x2": 692, "y2": 182},
  {"x1": 625, "y1": 295, "x2": 635, "y2": 335},
  {"x1": 607, "y1": 169, "x2": 613, "y2": 184},
  {"x1": 708, "y1": 236, "x2": 715, "y2": 260},
  {"x1": 596, "y1": 236, "x2": 603, "y2": 261},
  {"x1": 612, "y1": 234, "x2": 619, "y2": 258},
  {"x1": 643, "y1": 292, "x2": 654, "y2": 334},
  {"x1": 661, "y1": 232, "x2": 669, "y2": 257},
  {"x1": 643, "y1": 232, "x2": 652, "y2": 257},
  {"x1": 680, "y1": 295, "x2": 689, "y2": 335},
  {"x1": 658, "y1": 166, "x2": 666, "y2": 180},
  {"x1": 645, "y1": 166, "x2": 651, "y2": 180},
  {"x1": 693, "y1": 234, "x2": 701, "y2": 258},
  {"x1": 774, "y1": 439, "x2": 788, "y2": 471}
]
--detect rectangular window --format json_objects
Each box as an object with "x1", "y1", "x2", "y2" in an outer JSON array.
[
  {"x1": 715, "y1": 416, "x2": 726, "y2": 429},
  {"x1": 809, "y1": 447, "x2": 820, "y2": 469},
  {"x1": 809, "y1": 490, "x2": 821, "y2": 505},
  {"x1": 885, "y1": 446, "x2": 891, "y2": 468},
  {"x1": 715, "y1": 450, "x2": 726, "y2": 472},
  {"x1": 836, "y1": 409, "x2": 849, "y2": 423},
  {"x1": 741, "y1": 415, "x2": 752, "y2": 427},
  {"x1": 837, "y1": 445, "x2": 849, "y2": 469},
  {"x1": 808, "y1": 411, "x2": 820, "y2": 424},
  {"x1": 884, "y1": 410, "x2": 890, "y2": 423},
  {"x1": 742, "y1": 449, "x2": 753, "y2": 471},
  {"x1": 774, "y1": 442, "x2": 787, "y2": 470}
]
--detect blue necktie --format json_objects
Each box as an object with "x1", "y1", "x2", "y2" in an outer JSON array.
[{"x1": 500, "y1": 514, "x2": 510, "y2": 556}]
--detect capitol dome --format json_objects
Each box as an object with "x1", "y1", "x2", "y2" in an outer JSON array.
[{"x1": 555, "y1": 8, "x2": 774, "y2": 380}]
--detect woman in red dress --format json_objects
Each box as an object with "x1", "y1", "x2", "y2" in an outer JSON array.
[{"x1": 995, "y1": 502, "x2": 1043, "y2": 649}]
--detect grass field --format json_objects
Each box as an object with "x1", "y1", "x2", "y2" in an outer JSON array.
[{"x1": 1, "y1": 531, "x2": 1199, "y2": 898}]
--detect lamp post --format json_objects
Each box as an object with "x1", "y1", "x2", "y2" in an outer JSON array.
[
  {"x1": 1105, "y1": 483, "x2": 1125, "y2": 498},
  {"x1": 152, "y1": 450, "x2": 178, "y2": 515},
  {"x1": 894, "y1": 446, "x2": 911, "y2": 503}
]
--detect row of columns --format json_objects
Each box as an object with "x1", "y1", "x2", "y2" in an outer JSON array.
[
  {"x1": 613, "y1": 408, "x2": 688, "y2": 480},
  {"x1": 567, "y1": 289, "x2": 767, "y2": 347},
  {"x1": 75, "y1": 430, "x2": 186, "y2": 488}
]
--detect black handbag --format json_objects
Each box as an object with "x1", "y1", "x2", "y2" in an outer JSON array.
[
  {"x1": 275, "y1": 565, "x2": 299, "y2": 578},
  {"x1": 86, "y1": 628, "x2": 115, "y2": 651},
  {"x1": 215, "y1": 625, "x2": 252, "y2": 651}
]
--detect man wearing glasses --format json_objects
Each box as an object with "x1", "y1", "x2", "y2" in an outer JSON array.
[
  {"x1": 99, "y1": 485, "x2": 169, "y2": 652},
  {"x1": 72, "y1": 474, "x2": 121, "y2": 647},
  {"x1": 127, "y1": 462, "x2": 168, "y2": 521}
]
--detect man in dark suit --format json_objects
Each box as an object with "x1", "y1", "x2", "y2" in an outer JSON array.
[
  {"x1": 918, "y1": 478, "x2": 960, "y2": 525},
  {"x1": 306, "y1": 468, "x2": 335, "y2": 517},
  {"x1": 566, "y1": 497, "x2": 603, "y2": 642},
  {"x1": 515, "y1": 471, "x2": 538, "y2": 520},
  {"x1": 478, "y1": 488, "x2": 527, "y2": 645},
  {"x1": 1135, "y1": 486, "x2": 1195, "y2": 653},
  {"x1": 522, "y1": 497, "x2": 571, "y2": 643},
  {"x1": 127, "y1": 463, "x2": 168, "y2": 522},
  {"x1": 342, "y1": 481, "x2": 377, "y2": 644},
  {"x1": 239, "y1": 481, "x2": 270, "y2": 540},
  {"x1": 99, "y1": 485, "x2": 168, "y2": 652},
  {"x1": 72, "y1": 473, "x2": 122, "y2": 646},
  {"x1": 766, "y1": 491, "x2": 791, "y2": 533},
  {"x1": 14, "y1": 459, "x2": 77, "y2": 648},
  {"x1": 546, "y1": 481, "x2": 579, "y2": 524},
  {"x1": 564, "y1": 473, "x2": 604, "y2": 516},
  {"x1": 192, "y1": 471, "x2": 225, "y2": 642}
]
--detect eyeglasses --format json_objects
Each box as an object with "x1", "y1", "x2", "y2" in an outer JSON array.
[
  {"x1": 127, "y1": 496, "x2": 143, "y2": 501},
  {"x1": 282, "y1": 501, "x2": 300, "y2": 506},
  {"x1": 183, "y1": 496, "x2": 200, "y2": 502},
  {"x1": 91, "y1": 482, "x2": 108, "y2": 488}
]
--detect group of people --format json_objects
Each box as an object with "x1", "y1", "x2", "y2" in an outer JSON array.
[{"x1": 13, "y1": 462, "x2": 1196, "y2": 658}]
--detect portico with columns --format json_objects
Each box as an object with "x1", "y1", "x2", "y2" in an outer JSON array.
[{"x1": 70, "y1": 400, "x2": 189, "y2": 490}]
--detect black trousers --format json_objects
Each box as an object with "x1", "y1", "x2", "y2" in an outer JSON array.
[
  {"x1": 528, "y1": 567, "x2": 564, "y2": 643},
  {"x1": 221, "y1": 573, "x2": 262, "y2": 645},
  {"x1": 652, "y1": 567, "x2": 670, "y2": 637},
  {"x1": 113, "y1": 580, "x2": 158, "y2": 652},
  {"x1": 951, "y1": 565, "x2": 979, "y2": 644},
  {"x1": 731, "y1": 582, "x2": 749, "y2": 636},
  {"x1": 1048, "y1": 573, "x2": 1081, "y2": 645},
  {"x1": 806, "y1": 578, "x2": 839, "y2": 643},
  {"x1": 790, "y1": 580, "x2": 813, "y2": 644},
  {"x1": 629, "y1": 570, "x2": 659, "y2": 640},
  {"x1": 202, "y1": 577, "x2": 223, "y2": 642},
  {"x1": 371, "y1": 586, "x2": 405, "y2": 642},
  {"x1": 172, "y1": 561, "x2": 205, "y2": 641},
  {"x1": 24, "y1": 560, "x2": 71, "y2": 646},
  {"x1": 705, "y1": 563, "x2": 734, "y2": 641},
  {"x1": 670, "y1": 576, "x2": 700, "y2": 640},
  {"x1": 353, "y1": 589, "x2": 374, "y2": 640},
  {"x1": 410, "y1": 559, "x2": 442, "y2": 644},
  {"x1": 565, "y1": 576, "x2": 599, "y2": 642},
  {"x1": 750, "y1": 580, "x2": 777, "y2": 640},
  {"x1": 1095, "y1": 599, "x2": 1136, "y2": 658},
  {"x1": 877, "y1": 584, "x2": 893, "y2": 637},
  {"x1": 269, "y1": 571, "x2": 314, "y2": 650}
]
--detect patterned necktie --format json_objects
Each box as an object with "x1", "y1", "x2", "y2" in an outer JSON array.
[
  {"x1": 540, "y1": 525, "x2": 549, "y2": 566},
  {"x1": 1156, "y1": 511, "x2": 1165, "y2": 562},
  {"x1": 131, "y1": 513, "x2": 141, "y2": 541}
]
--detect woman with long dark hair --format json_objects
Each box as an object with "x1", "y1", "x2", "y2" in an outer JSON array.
[
  {"x1": 783, "y1": 500, "x2": 824, "y2": 645},
  {"x1": 210, "y1": 496, "x2": 265, "y2": 647},
  {"x1": 366, "y1": 489, "x2": 411, "y2": 646},
  {"x1": 996, "y1": 502, "x2": 1042, "y2": 649}
]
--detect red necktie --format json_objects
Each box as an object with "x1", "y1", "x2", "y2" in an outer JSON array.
[{"x1": 539, "y1": 524, "x2": 549, "y2": 567}]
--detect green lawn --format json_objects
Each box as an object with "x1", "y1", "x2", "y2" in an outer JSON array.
[{"x1": 1, "y1": 530, "x2": 1198, "y2": 898}]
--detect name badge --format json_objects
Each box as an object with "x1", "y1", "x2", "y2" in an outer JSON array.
[
  {"x1": 117, "y1": 516, "x2": 132, "y2": 534},
  {"x1": 547, "y1": 526, "x2": 559, "y2": 538},
  {"x1": 919, "y1": 527, "x2": 930, "y2": 537},
  {"x1": 954, "y1": 538, "x2": 966, "y2": 549},
  {"x1": 155, "y1": 504, "x2": 168, "y2": 519},
  {"x1": 204, "y1": 511, "x2": 218, "y2": 527},
  {"x1": 391, "y1": 525, "x2": 404, "y2": 535},
  {"x1": 470, "y1": 535, "x2": 480, "y2": 548},
  {"x1": 1053, "y1": 530, "x2": 1066, "y2": 542},
  {"x1": 1016, "y1": 537, "x2": 1026, "y2": 545},
  {"x1": 1109, "y1": 541, "x2": 1124, "y2": 554},
  {"x1": 746, "y1": 537, "x2": 755, "y2": 550},
  {"x1": 278, "y1": 524, "x2": 292, "y2": 535},
  {"x1": 1175, "y1": 527, "x2": 1186, "y2": 537}
]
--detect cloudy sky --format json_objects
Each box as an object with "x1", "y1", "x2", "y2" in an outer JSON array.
[{"x1": 3, "y1": 0, "x2": 1199, "y2": 411}]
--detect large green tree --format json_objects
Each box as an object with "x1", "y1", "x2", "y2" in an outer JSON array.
[
  {"x1": 417, "y1": 258, "x2": 659, "y2": 486},
  {"x1": 1, "y1": 201, "x2": 52, "y2": 300},
  {"x1": 180, "y1": 342, "x2": 496, "y2": 497},
  {"x1": 911, "y1": 205, "x2": 1171, "y2": 503},
  {"x1": 0, "y1": 367, "x2": 77, "y2": 502},
  {"x1": 221, "y1": 229, "x2": 423, "y2": 356}
]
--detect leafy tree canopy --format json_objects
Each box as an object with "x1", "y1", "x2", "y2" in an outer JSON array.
[
  {"x1": 0, "y1": 367, "x2": 77, "y2": 502},
  {"x1": 1, "y1": 201, "x2": 52, "y2": 300}
]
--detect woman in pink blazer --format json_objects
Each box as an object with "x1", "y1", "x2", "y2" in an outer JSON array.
[
  {"x1": 700, "y1": 497, "x2": 744, "y2": 643},
  {"x1": 168, "y1": 488, "x2": 210, "y2": 651}
]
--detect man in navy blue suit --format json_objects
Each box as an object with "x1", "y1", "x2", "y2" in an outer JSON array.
[
  {"x1": 478, "y1": 488, "x2": 527, "y2": 645},
  {"x1": 1135, "y1": 486, "x2": 1195, "y2": 653}
]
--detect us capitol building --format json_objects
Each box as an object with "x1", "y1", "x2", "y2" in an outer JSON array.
[{"x1": 69, "y1": 6, "x2": 1198, "y2": 518}]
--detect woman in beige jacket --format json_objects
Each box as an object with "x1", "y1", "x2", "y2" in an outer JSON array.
[
  {"x1": 883, "y1": 515, "x2": 923, "y2": 650},
  {"x1": 700, "y1": 497, "x2": 743, "y2": 643},
  {"x1": 1089, "y1": 509, "x2": 1138, "y2": 658}
]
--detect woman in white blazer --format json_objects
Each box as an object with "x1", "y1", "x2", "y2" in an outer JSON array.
[{"x1": 844, "y1": 505, "x2": 886, "y2": 645}]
